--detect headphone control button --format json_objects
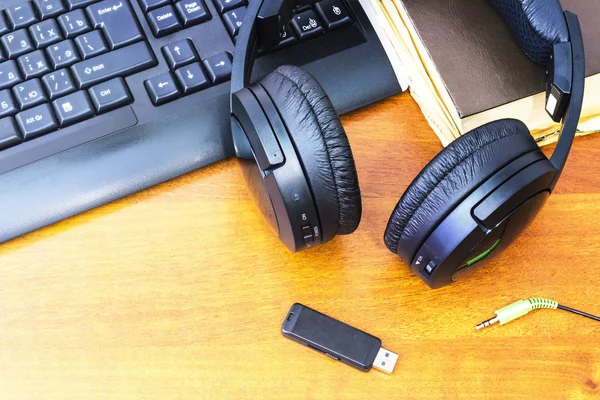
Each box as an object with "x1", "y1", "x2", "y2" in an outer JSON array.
[
  {"x1": 301, "y1": 224, "x2": 314, "y2": 244},
  {"x1": 424, "y1": 261, "x2": 436, "y2": 276}
]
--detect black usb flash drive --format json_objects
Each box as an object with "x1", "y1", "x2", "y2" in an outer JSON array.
[{"x1": 281, "y1": 303, "x2": 398, "y2": 373}]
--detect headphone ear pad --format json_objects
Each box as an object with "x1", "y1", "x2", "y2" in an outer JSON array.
[
  {"x1": 259, "y1": 65, "x2": 361, "y2": 242},
  {"x1": 384, "y1": 118, "x2": 541, "y2": 255},
  {"x1": 488, "y1": 0, "x2": 568, "y2": 64}
]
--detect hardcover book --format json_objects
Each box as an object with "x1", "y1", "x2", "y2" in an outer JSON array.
[{"x1": 365, "y1": 0, "x2": 600, "y2": 145}]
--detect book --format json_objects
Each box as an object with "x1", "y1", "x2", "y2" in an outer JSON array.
[
  {"x1": 364, "y1": 0, "x2": 600, "y2": 146},
  {"x1": 359, "y1": 0, "x2": 409, "y2": 91}
]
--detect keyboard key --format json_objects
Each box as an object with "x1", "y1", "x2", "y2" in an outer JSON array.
[
  {"x1": 138, "y1": 0, "x2": 169, "y2": 12},
  {"x1": 13, "y1": 78, "x2": 48, "y2": 109},
  {"x1": 15, "y1": 102, "x2": 58, "y2": 139},
  {"x1": 0, "y1": 117, "x2": 21, "y2": 150},
  {"x1": 87, "y1": 0, "x2": 144, "y2": 50},
  {"x1": 33, "y1": 0, "x2": 67, "y2": 19},
  {"x1": 315, "y1": 0, "x2": 351, "y2": 30},
  {"x1": 67, "y1": 0, "x2": 99, "y2": 10},
  {"x1": 58, "y1": 9, "x2": 91, "y2": 38},
  {"x1": 277, "y1": 24, "x2": 297, "y2": 48},
  {"x1": 223, "y1": 7, "x2": 244, "y2": 37},
  {"x1": 52, "y1": 90, "x2": 94, "y2": 126},
  {"x1": 174, "y1": 62, "x2": 209, "y2": 95},
  {"x1": 6, "y1": 3, "x2": 38, "y2": 30},
  {"x1": 71, "y1": 41, "x2": 156, "y2": 88},
  {"x1": 145, "y1": 72, "x2": 180, "y2": 105},
  {"x1": 46, "y1": 39, "x2": 80, "y2": 68},
  {"x1": 175, "y1": 0, "x2": 210, "y2": 28},
  {"x1": 0, "y1": 60, "x2": 23, "y2": 89},
  {"x1": 18, "y1": 50, "x2": 51, "y2": 79},
  {"x1": 214, "y1": 0, "x2": 244, "y2": 13},
  {"x1": 30, "y1": 19, "x2": 63, "y2": 48},
  {"x1": 291, "y1": 9, "x2": 324, "y2": 40},
  {"x1": 42, "y1": 69, "x2": 76, "y2": 99},
  {"x1": 1, "y1": 29, "x2": 35, "y2": 59},
  {"x1": 162, "y1": 39, "x2": 197, "y2": 70},
  {"x1": 0, "y1": 90, "x2": 18, "y2": 117},
  {"x1": 147, "y1": 5, "x2": 181, "y2": 37},
  {"x1": 0, "y1": 14, "x2": 9, "y2": 36},
  {"x1": 202, "y1": 51, "x2": 231, "y2": 84},
  {"x1": 88, "y1": 77, "x2": 131, "y2": 113},
  {"x1": 74, "y1": 30, "x2": 108, "y2": 59}
]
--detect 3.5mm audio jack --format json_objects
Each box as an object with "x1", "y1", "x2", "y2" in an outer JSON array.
[{"x1": 476, "y1": 298, "x2": 600, "y2": 330}]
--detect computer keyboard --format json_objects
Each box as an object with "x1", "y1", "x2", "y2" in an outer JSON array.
[{"x1": 0, "y1": 0, "x2": 401, "y2": 243}]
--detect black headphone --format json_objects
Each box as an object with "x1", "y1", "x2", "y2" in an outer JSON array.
[{"x1": 230, "y1": 0, "x2": 585, "y2": 288}]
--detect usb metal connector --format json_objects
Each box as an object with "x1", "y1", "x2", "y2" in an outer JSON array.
[{"x1": 372, "y1": 347, "x2": 399, "y2": 374}]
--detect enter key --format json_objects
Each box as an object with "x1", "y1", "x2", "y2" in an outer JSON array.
[{"x1": 87, "y1": 0, "x2": 144, "y2": 50}]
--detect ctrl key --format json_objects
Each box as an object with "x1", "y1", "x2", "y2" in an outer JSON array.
[
  {"x1": 15, "y1": 103, "x2": 58, "y2": 140},
  {"x1": 89, "y1": 78, "x2": 132, "y2": 114},
  {"x1": 145, "y1": 72, "x2": 180, "y2": 106}
]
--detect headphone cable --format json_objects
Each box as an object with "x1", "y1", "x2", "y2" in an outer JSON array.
[{"x1": 476, "y1": 298, "x2": 600, "y2": 330}]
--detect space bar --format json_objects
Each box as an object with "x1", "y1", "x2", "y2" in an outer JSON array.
[{"x1": 71, "y1": 42, "x2": 157, "y2": 89}]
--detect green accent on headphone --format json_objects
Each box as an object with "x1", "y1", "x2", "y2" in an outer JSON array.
[{"x1": 466, "y1": 239, "x2": 501, "y2": 267}]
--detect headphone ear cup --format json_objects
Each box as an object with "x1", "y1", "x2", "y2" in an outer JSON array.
[
  {"x1": 384, "y1": 118, "x2": 542, "y2": 256},
  {"x1": 488, "y1": 0, "x2": 568, "y2": 64},
  {"x1": 259, "y1": 65, "x2": 361, "y2": 243}
]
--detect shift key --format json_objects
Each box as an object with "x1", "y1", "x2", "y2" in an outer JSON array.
[
  {"x1": 71, "y1": 41, "x2": 157, "y2": 89},
  {"x1": 87, "y1": 0, "x2": 144, "y2": 49}
]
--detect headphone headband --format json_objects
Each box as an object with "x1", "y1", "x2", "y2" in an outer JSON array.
[
  {"x1": 549, "y1": 11, "x2": 585, "y2": 186},
  {"x1": 230, "y1": 0, "x2": 291, "y2": 99},
  {"x1": 230, "y1": 0, "x2": 265, "y2": 98}
]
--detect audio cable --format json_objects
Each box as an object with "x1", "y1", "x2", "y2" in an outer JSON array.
[{"x1": 476, "y1": 298, "x2": 600, "y2": 330}]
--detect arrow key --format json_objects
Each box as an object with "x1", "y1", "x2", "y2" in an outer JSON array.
[
  {"x1": 203, "y1": 52, "x2": 232, "y2": 85},
  {"x1": 174, "y1": 62, "x2": 209, "y2": 95},
  {"x1": 162, "y1": 39, "x2": 198, "y2": 70},
  {"x1": 145, "y1": 72, "x2": 180, "y2": 106}
]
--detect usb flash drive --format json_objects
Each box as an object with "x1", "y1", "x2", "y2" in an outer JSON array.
[{"x1": 281, "y1": 303, "x2": 398, "y2": 374}]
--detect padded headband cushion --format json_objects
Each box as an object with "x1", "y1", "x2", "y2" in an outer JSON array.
[
  {"x1": 384, "y1": 118, "x2": 540, "y2": 256},
  {"x1": 260, "y1": 65, "x2": 361, "y2": 242},
  {"x1": 489, "y1": 0, "x2": 568, "y2": 65}
]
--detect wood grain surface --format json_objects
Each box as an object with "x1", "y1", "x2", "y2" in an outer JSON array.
[{"x1": 1, "y1": 93, "x2": 599, "y2": 399}]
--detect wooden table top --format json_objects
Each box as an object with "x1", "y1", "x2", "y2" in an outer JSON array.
[{"x1": 1, "y1": 93, "x2": 599, "y2": 399}]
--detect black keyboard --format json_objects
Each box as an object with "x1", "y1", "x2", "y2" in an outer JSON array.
[{"x1": 0, "y1": 0, "x2": 401, "y2": 243}]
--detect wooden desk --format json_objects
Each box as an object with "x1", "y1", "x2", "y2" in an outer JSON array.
[{"x1": 1, "y1": 93, "x2": 599, "y2": 399}]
